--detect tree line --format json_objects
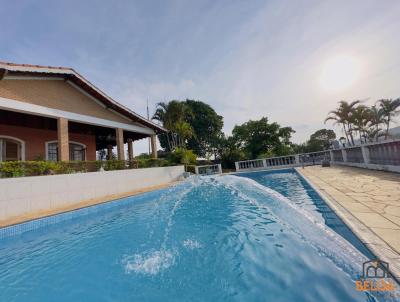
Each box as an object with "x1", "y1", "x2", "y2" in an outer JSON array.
[
  {"x1": 324, "y1": 99, "x2": 400, "y2": 146},
  {"x1": 152, "y1": 98, "x2": 400, "y2": 168},
  {"x1": 152, "y1": 99, "x2": 295, "y2": 168}
]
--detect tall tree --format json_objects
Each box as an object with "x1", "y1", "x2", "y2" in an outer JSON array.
[
  {"x1": 351, "y1": 105, "x2": 370, "y2": 143},
  {"x1": 324, "y1": 100, "x2": 360, "y2": 145},
  {"x1": 378, "y1": 98, "x2": 400, "y2": 139},
  {"x1": 308, "y1": 129, "x2": 336, "y2": 151},
  {"x1": 184, "y1": 100, "x2": 224, "y2": 158},
  {"x1": 152, "y1": 101, "x2": 194, "y2": 150},
  {"x1": 214, "y1": 134, "x2": 246, "y2": 169},
  {"x1": 232, "y1": 117, "x2": 294, "y2": 159},
  {"x1": 368, "y1": 105, "x2": 385, "y2": 141}
]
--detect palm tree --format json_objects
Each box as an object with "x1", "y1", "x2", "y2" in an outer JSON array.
[
  {"x1": 378, "y1": 98, "x2": 400, "y2": 139},
  {"x1": 364, "y1": 127, "x2": 385, "y2": 143},
  {"x1": 367, "y1": 105, "x2": 385, "y2": 141},
  {"x1": 152, "y1": 100, "x2": 194, "y2": 150},
  {"x1": 351, "y1": 105, "x2": 370, "y2": 143},
  {"x1": 152, "y1": 102, "x2": 174, "y2": 150},
  {"x1": 325, "y1": 100, "x2": 360, "y2": 145}
]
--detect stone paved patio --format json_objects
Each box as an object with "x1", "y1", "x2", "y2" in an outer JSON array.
[{"x1": 297, "y1": 165, "x2": 400, "y2": 279}]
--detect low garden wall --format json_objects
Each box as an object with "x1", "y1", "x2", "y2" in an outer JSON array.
[
  {"x1": 0, "y1": 165, "x2": 184, "y2": 223},
  {"x1": 235, "y1": 139, "x2": 400, "y2": 173},
  {"x1": 330, "y1": 140, "x2": 400, "y2": 173}
]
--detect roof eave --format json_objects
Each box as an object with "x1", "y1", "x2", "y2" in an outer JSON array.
[{"x1": 0, "y1": 62, "x2": 167, "y2": 133}]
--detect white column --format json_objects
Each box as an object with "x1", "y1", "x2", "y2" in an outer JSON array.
[
  {"x1": 341, "y1": 149, "x2": 347, "y2": 162},
  {"x1": 361, "y1": 146, "x2": 370, "y2": 165}
]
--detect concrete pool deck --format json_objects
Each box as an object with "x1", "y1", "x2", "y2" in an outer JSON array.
[{"x1": 297, "y1": 165, "x2": 400, "y2": 279}]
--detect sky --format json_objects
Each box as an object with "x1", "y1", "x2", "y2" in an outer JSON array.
[{"x1": 1, "y1": 0, "x2": 400, "y2": 154}]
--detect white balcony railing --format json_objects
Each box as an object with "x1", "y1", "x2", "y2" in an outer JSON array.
[
  {"x1": 234, "y1": 139, "x2": 400, "y2": 173},
  {"x1": 195, "y1": 164, "x2": 222, "y2": 175},
  {"x1": 330, "y1": 139, "x2": 400, "y2": 173},
  {"x1": 235, "y1": 151, "x2": 330, "y2": 172}
]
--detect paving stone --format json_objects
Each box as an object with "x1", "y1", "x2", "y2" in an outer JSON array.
[
  {"x1": 341, "y1": 202, "x2": 374, "y2": 213},
  {"x1": 383, "y1": 214, "x2": 400, "y2": 227},
  {"x1": 351, "y1": 196, "x2": 374, "y2": 202},
  {"x1": 384, "y1": 206, "x2": 400, "y2": 217},
  {"x1": 372, "y1": 228, "x2": 400, "y2": 252},
  {"x1": 352, "y1": 212, "x2": 400, "y2": 229},
  {"x1": 298, "y1": 166, "x2": 400, "y2": 260},
  {"x1": 360, "y1": 202, "x2": 387, "y2": 214}
]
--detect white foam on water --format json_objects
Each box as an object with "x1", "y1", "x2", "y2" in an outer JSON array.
[
  {"x1": 122, "y1": 175, "x2": 398, "y2": 301},
  {"x1": 124, "y1": 249, "x2": 175, "y2": 275},
  {"x1": 207, "y1": 174, "x2": 399, "y2": 302},
  {"x1": 183, "y1": 239, "x2": 202, "y2": 250},
  {"x1": 162, "y1": 181, "x2": 199, "y2": 248},
  {"x1": 214, "y1": 175, "x2": 366, "y2": 270},
  {"x1": 123, "y1": 178, "x2": 198, "y2": 276}
]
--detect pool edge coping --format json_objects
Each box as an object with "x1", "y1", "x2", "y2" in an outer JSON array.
[{"x1": 295, "y1": 167, "x2": 400, "y2": 281}]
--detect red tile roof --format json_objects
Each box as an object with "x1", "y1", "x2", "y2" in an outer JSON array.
[{"x1": 0, "y1": 61, "x2": 166, "y2": 133}]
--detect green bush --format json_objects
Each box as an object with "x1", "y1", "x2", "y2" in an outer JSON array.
[
  {"x1": 0, "y1": 161, "x2": 74, "y2": 178},
  {"x1": 0, "y1": 159, "x2": 174, "y2": 178},
  {"x1": 185, "y1": 165, "x2": 196, "y2": 174},
  {"x1": 256, "y1": 150, "x2": 276, "y2": 159},
  {"x1": 137, "y1": 158, "x2": 170, "y2": 168},
  {"x1": 168, "y1": 148, "x2": 196, "y2": 165},
  {"x1": 102, "y1": 160, "x2": 126, "y2": 171},
  {"x1": 135, "y1": 153, "x2": 151, "y2": 160}
]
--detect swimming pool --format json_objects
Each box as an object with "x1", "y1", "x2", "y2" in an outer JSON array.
[{"x1": 0, "y1": 169, "x2": 397, "y2": 301}]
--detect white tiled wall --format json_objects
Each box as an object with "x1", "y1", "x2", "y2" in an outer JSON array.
[{"x1": 0, "y1": 166, "x2": 184, "y2": 221}]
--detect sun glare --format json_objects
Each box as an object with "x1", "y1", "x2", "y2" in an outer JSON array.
[{"x1": 319, "y1": 55, "x2": 361, "y2": 92}]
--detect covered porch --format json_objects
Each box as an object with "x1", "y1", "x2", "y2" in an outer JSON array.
[
  {"x1": 0, "y1": 106, "x2": 159, "y2": 162},
  {"x1": 0, "y1": 61, "x2": 164, "y2": 164}
]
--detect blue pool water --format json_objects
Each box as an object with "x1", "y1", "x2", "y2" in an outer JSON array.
[{"x1": 0, "y1": 170, "x2": 397, "y2": 301}]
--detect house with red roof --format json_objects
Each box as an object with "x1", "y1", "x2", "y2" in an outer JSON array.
[{"x1": 0, "y1": 62, "x2": 165, "y2": 162}]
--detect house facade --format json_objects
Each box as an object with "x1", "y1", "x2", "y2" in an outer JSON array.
[{"x1": 0, "y1": 61, "x2": 164, "y2": 162}]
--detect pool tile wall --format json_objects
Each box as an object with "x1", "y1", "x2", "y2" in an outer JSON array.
[{"x1": 0, "y1": 166, "x2": 184, "y2": 223}]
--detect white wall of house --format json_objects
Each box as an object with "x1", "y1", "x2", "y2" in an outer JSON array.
[{"x1": 0, "y1": 166, "x2": 184, "y2": 222}]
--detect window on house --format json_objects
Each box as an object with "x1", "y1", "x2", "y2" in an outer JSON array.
[
  {"x1": 47, "y1": 142, "x2": 58, "y2": 161},
  {"x1": 0, "y1": 138, "x2": 22, "y2": 161},
  {"x1": 47, "y1": 142, "x2": 86, "y2": 161},
  {"x1": 69, "y1": 143, "x2": 86, "y2": 161}
]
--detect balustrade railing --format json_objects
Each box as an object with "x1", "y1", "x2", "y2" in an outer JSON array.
[
  {"x1": 235, "y1": 139, "x2": 400, "y2": 173},
  {"x1": 235, "y1": 159, "x2": 264, "y2": 171},
  {"x1": 345, "y1": 146, "x2": 364, "y2": 163},
  {"x1": 195, "y1": 164, "x2": 222, "y2": 175},
  {"x1": 265, "y1": 155, "x2": 296, "y2": 167},
  {"x1": 299, "y1": 151, "x2": 330, "y2": 164},
  {"x1": 368, "y1": 140, "x2": 400, "y2": 166},
  {"x1": 332, "y1": 150, "x2": 344, "y2": 162}
]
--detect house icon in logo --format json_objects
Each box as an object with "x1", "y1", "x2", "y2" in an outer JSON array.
[{"x1": 362, "y1": 259, "x2": 391, "y2": 279}]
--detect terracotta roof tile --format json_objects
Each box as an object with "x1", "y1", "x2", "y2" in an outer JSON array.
[{"x1": 0, "y1": 61, "x2": 166, "y2": 133}]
